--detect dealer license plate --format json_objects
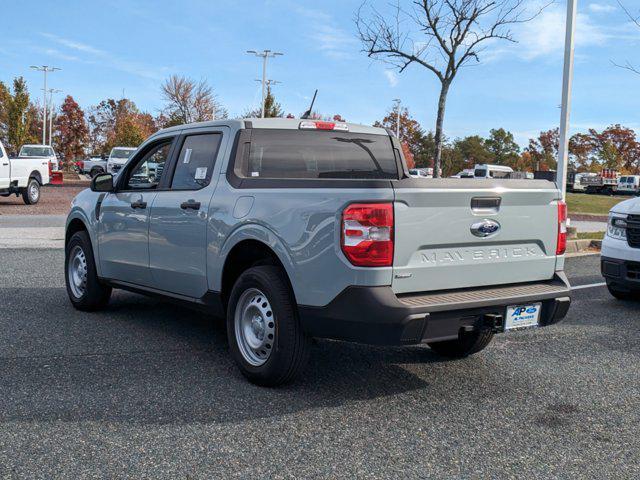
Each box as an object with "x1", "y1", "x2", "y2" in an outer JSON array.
[{"x1": 505, "y1": 304, "x2": 541, "y2": 330}]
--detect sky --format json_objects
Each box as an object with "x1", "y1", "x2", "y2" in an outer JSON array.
[{"x1": 1, "y1": 0, "x2": 639, "y2": 146}]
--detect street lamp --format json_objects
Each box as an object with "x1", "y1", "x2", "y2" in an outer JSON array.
[
  {"x1": 45, "y1": 88, "x2": 62, "y2": 146},
  {"x1": 247, "y1": 50, "x2": 283, "y2": 118},
  {"x1": 30, "y1": 65, "x2": 61, "y2": 145},
  {"x1": 393, "y1": 98, "x2": 401, "y2": 139}
]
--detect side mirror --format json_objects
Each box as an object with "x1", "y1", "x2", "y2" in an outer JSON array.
[{"x1": 91, "y1": 173, "x2": 114, "y2": 192}]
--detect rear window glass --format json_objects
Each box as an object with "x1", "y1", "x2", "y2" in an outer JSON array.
[{"x1": 240, "y1": 130, "x2": 398, "y2": 179}]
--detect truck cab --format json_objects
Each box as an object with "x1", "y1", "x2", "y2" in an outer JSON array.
[
  {"x1": 18, "y1": 144, "x2": 59, "y2": 171},
  {"x1": 106, "y1": 147, "x2": 137, "y2": 175},
  {"x1": 473, "y1": 164, "x2": 514, "y2": 179},
  {"x1": 617, "y1": 175, "x2": 640, "y2": 195}
]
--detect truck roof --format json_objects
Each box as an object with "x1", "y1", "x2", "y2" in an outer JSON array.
[{"x1": 156, "y1": 118, "x2": 389, "y2": 136}]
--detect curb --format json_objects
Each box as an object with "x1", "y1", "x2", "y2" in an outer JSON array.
[{"x1": 566, "y1": 239, "x2": 601, "y2": 254}]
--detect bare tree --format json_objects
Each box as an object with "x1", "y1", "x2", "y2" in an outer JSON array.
[
  {"x1": 613, "y1": 1, "x2": 640, "y2": 75},
  {"x1": 161, "y1": 75, "x2": 227, "y2": 127},
  {"x1": 356, "y1": 1, "x2": 546, "y2": 177}
]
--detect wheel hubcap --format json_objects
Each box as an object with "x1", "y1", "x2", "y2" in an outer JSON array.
[
  {"x1": 68, "y1": 245, "x2": 88, "y2": 298},
  {"x1": 235, "y1": 288, "x2": 275, "y2": 366},
  {"x1": 29, "y1": 182, "x2": 39, "y2": 201}
]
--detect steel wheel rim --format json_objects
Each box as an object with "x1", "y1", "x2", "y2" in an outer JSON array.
[
  {"x1": 234, "y1": 288, "x2": 276, "y2": 366},
  {"x1": 29, "y1": 182, "x2": 39, "y2": 202},
  {"x1": 68, "y1": 245, "x2": 88, "y2": 299}
]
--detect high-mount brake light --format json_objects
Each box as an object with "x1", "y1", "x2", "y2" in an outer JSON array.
[
  {"x1": 299, "y1": 121, "x2": 349, "y2": 132},
  {"x1": 556, "y1": 200, "x2": 567, "y2": 255},
  {"x1": 341, "y1": 203, "x2": 394, "y2": 267}
]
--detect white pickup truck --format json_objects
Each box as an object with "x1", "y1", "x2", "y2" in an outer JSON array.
[
  {"x1": 18, "y1": 144, "x2": 60, "y2": 171},
  {"x1": 0, "y1": 140, "x2": 51, "y2": 204}
]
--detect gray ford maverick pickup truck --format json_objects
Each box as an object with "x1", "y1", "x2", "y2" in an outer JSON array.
[{"x1": 65, "y1": 118, "x2": 571, "y2": 386}]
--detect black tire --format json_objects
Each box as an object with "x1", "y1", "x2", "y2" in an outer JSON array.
[
  {"x1": 21, "y1": 178, "x2": 40, "y2": 205},
  {"x1": 65, "y1": 231, "x2": 111, "y2": 311},
  {"x1": 90, "y1": 167, "x2": 104, "y2": 178},
  {"x1": 227, "y1": 265, "x2": 311, "y2": 387},
  {"x1": 428, "y1": 329, "x2": 494, "y2": 358},
  {"x1": 607, "y1": 283, "x2": 639, "y2": 301}
]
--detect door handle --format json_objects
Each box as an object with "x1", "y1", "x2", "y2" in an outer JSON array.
[
  {"x1": 180, "y1": 200, "x2": 201, "y2": 210},
  {"x1": 130, "y1": 200, "x2": 147, "y2": 209},
  {"x1": 2, "y1": 163, "x2": 8, "y2": 166}
]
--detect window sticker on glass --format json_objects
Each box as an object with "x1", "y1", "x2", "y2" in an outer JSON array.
[
  {"x1": 251, "y1": 172, "x2": 260, "y2": 177},
  {"x1": 183, "y1": 148, "x2": 193, "y2": 164},
  {"x1": 195, "y1": 167, "x2": 207, "y2": 180}
]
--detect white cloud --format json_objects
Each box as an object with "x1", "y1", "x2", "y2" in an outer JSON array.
[
  {"x1": 293, "y1": 6, "x2": 356, "y2": 60},
  {"x1": 588, "y1": 3, "x2": 616, "y2": 13},
  {"x1": 384, "y1": 70, "x2": 399, "y2": 87},
  {"x1": 39, "y1": 33, "x2": 164, "y2": 80}
]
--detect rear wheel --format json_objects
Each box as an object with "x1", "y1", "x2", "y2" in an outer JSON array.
[
  {"x1": 607, "y1": 283, "x2": 639, "y2": 301},
  {"x1": 65, "y1": 231, "x2": 111, "y2": 311},
  {"x1": 428, "y1": 329, "x2": 494, "y2": 358},
  {"x1": 227, "y1": 265, "x2": 311, "y2": 386},
  {"x1": 22, "y1": 178, "x2": 40, "y2": 205}
]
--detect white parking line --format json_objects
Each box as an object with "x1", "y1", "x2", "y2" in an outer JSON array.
[{"x1": 572, "y1": 282, "x2": 606, "y2": 290}]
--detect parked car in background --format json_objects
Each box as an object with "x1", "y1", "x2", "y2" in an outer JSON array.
[
  {"x1": 473, "y1": 164, "x2": 514, "y2": 179},
  {"x1": 601, "y1": 196, "x2": 640, "y2": 300},
  {"x1": 18, "y1": 144, "x2": 59, "y2": 171},
  {"x1": 408, "y1": 168, "x2": 432, "y2": 178},
  {"x1": 452, "y1": 169, "x2": 475, "y2": 178},
  {"x1": 65, "y1": 118, "x2": 571, "y2": 386},
  {"x1": 616, "y1": 175, "x2": 640, "y2": 195},
  {"x1": 106, "y1": 147, "x2": 137, "y2": 175},
  {"x1": 82, "y1": 155, "x2": 108, "y2": 177},
  {"x1": 567, "y1": 172, "x2": 597, "y2": 193},
  {"x1": 0, "y1": 139, "x2": 50, "y2": 204}
]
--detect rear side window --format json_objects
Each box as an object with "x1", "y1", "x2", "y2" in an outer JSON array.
[
  {"x1": 171, "y1": 133, "x2": 222, "y2": 190},
  {"x1": 240, "y1": 130, "x2": 398, "y2": 179}
]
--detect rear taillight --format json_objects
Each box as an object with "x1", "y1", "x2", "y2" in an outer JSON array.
[
  {"x1": 341, "y1": 203, "x2": 393, "y2": 267},
  {"x1": 556, "y1": 200, "x2": 567, "y2": 255}
]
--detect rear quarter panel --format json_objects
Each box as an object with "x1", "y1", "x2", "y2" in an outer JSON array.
[{"x1": 208, "y1": 178, "x2": 395, "y2": 307}]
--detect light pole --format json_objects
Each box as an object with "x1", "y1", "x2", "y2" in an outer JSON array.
[
  {"x1": 393, "y1": 98, "x2": 401, "y2": 139},
  {"x1": 46, "y1": 88, "x2": 62, "y2": 146},
  {"x1": 30, "y1": 65, "x2": 60, "y2": 145},
  {"x1": 557, "y1": 0, "x2": 577, "y2": 201},
  {"x1": 247, "y1": 50, "x2": 283, "y2": 118}
]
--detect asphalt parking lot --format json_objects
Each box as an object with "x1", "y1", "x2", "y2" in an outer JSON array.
[{"x1": 0, "y1": 250, "x2": 638, "y2": 479}]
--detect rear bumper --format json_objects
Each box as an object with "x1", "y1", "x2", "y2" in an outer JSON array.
[
  {"x1": 298, "y1": 273, "x2": 571, "y2": 346},
  {"x1": 601, "y1": 256, "x2": 640, "y2": 291}
]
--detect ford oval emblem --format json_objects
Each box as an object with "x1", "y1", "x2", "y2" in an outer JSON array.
[{"x1": 470, "y1": 219, "x2": 501, "y2": 238}]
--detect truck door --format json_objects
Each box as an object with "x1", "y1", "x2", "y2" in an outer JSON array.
[
  {"x1": 0, "y1": 144, "x2": 10, "y2": 189},
  {"x1": 148, "y1": 128, "x2": 228, "y2": 297},
  {"x1": 98, "y1": 138, "x2": 176, "y2": 286}
]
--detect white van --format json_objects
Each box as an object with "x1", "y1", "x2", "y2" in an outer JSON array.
[
  {"x1": 473, "y1": 164, "x2": 514, "y2": 179},
  {"x1": 617, "y1": 175, "x2": 640, "y2": 195}
]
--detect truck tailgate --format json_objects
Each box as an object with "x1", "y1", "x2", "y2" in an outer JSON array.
[{"x1": 391, "y1": 179, "x2": 561, "y2": 294}]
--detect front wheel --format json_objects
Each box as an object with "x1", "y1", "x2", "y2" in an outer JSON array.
[
  {"x1": 65, "y1": 231, "x2": 112, "y2": 311},
  {"x1": 22, "y1": 178, "x2": 40, "y2": 205},
  {"x1": 428, "y1": 329, "x2": 494, "y2": 358},
  {"x1": 227, "y1": 265, "x2": 311, "y2": 386}
]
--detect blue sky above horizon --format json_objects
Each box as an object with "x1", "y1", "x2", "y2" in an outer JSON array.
[{"x1": 2, "y1": 0, "x2": 639, "y2": 146}]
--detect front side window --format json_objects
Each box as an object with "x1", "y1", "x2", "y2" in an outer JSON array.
[
  {"x1": 125, "y1": 141, "x2": 172, "y2": 190},
  {"x1": 171, "y1": 133, "x2": 222, "y2": 190},
  {"x1": 240, "y1": 130, "x2": 398, "y2": 180}
]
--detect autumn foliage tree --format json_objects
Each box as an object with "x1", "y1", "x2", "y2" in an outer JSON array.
[
  {"x1": 0, "y1": 77, "x2": 37, "y2": 154},
  {"x1": 374, "y1": 105, "x2": 428, "y2": 165},
  {"x1": 54, "y1": 96, "x2": 88, "y2": 168},
  {"x1": 161, "y1": 75, "x2": 227, "y2": 127}
]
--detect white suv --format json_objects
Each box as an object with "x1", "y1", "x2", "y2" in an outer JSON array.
[{"x1": 601, "y1": 196, "x2": 640, "y2": 300}]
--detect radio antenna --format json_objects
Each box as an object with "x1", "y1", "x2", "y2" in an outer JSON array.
[{"x1": 301, "y1": 90, "x2": 318, "y2": 119}]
